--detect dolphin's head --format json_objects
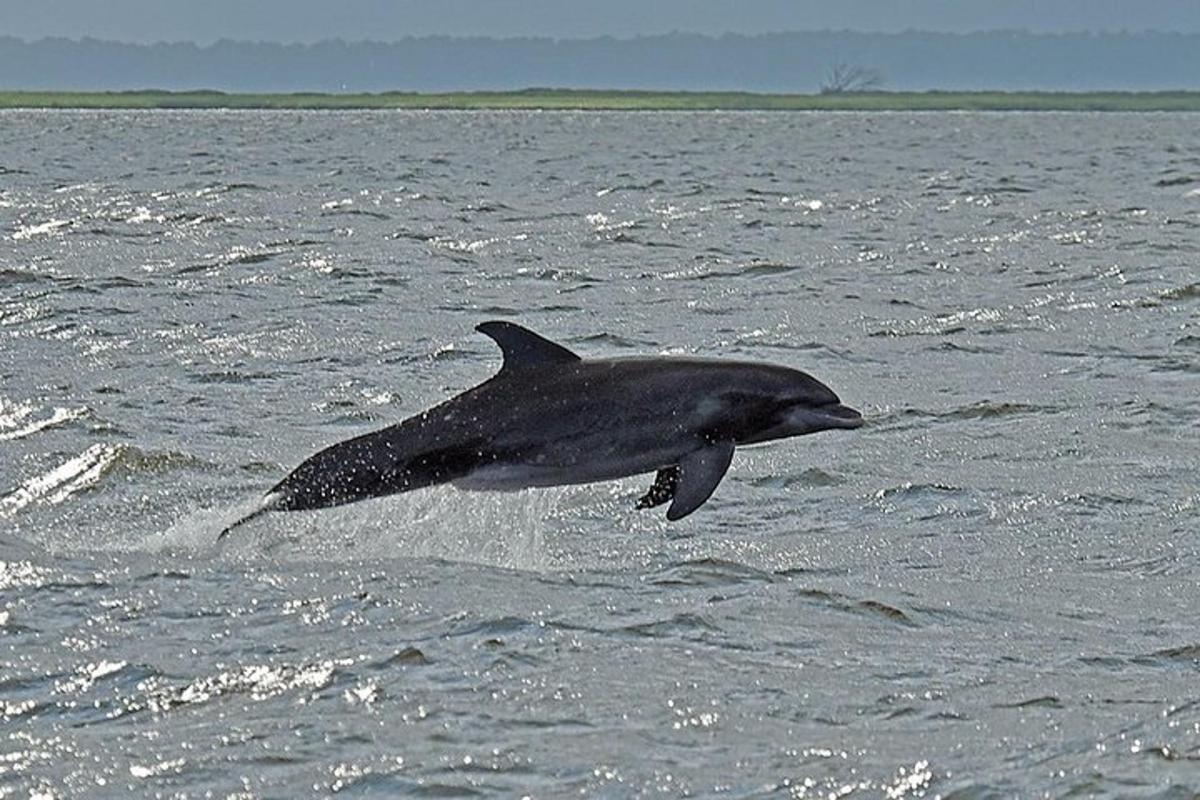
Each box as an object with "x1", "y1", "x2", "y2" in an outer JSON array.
[{"x1": 727, "y1": 363, "x2": 863, "y2": 445}]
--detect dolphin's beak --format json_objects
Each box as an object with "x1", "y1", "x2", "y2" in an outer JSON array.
[
  {"x1": 821, "y1": 403, "x2": 864, "y2": 429},
  {"x1": 779, "y1": 402, "x2": 864, "y2": 435}
]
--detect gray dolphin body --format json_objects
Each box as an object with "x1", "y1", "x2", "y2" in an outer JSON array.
[{"x1": 219, "y1": 321, "x2": 862, "y2": 538}]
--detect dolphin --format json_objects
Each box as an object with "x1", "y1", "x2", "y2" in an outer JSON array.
[{"x1": 218, "y1": 321, "x2": 862, "y2": 538}]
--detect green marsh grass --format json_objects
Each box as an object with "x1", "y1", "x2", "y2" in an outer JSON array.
[{"x1": 4, "y1": 89, "x2": 1200, "y2": 111}]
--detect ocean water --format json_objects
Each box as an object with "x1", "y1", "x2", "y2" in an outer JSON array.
[{"x1": 1, "y1": 110, "x2": 1197, "y2": 798}]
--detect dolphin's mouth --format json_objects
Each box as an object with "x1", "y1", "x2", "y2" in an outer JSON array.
[
  {"x1": 738, "y1": 401, "x2": 865, "y2": 444},
  {"x1": 777, "y1": 401, "x2": 864, "y2": 435},
  {"x1": 819, "y1": 403, "x2": 864, "y2": 428}
]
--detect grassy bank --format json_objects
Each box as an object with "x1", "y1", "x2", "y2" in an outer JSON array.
[{"x1": 3, "y1": 89, "x2": 1200, "y2": 111}]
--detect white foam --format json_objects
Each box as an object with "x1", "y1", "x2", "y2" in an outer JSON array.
[
  {"x1": 299, "y1": 485, "x2": 558, "y2": 570},
  {"x1": 0, "y1": 444, "x2": 121, "y2": 517},
  {"x1": 142, "y1": 496, "x2": 272, "y2": 553},
  {"x1": 11, "y1": 218, "x2": 71, "y2": 240},
  {"x1": 0, "y1": 403, "x2": 87, "y2": 441}
]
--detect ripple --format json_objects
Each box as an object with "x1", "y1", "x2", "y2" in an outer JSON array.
[
  {"x1": 1154, "y1": 174, "x2": 1197, "y2": 187},
  {"x1": 0, "y1": 267, "x2": 51, "y2": 285},
  {"x1": 0, "y1": 560, "x2": 54, "y2": 590},
  {"x1": 189, "y1": 368, "x2": 278, "y2": 384},
  {"x1": 0, "y1": 398, "x2": 88, "y2": 441},
  {"x1": 197, "y1": 181, "x2": 268, "y2": 194},
  {"x1": 873, "y1": 401, "x2": 1058, "y2": 433},
  {"x1": 1159, "y1": 283, "x2": 1200, "y2": 302},
  {"x1": 1116, "y1": 282, "x2": 1200, "y2": 309},
  {"x1": 571, "y1": 331, "x2": 655, "y2": 349},
  {"x1": 11, "y1": 218, "x2": 72, "y2": 240},
  {"x1": 175, "y1": 245, "x2": 287, "y2": 274},
  {"x1": 378, "y1": 646, "x2": 431, "y2": 667},
  {"x1": 794, "y1": 587, "x2": 919, "y2": 627},
  {"x1": 856, "y1": 599, "x2": 915, "y2": 625},
  {"x1": 644, "y1": 557, "x2": 774, "y2": 588},
  {"x1": 448, "y1": 615, "x2": 533, "y2": 638},
  {"x1": 997, "y1": 695, "x2": 1063, "y2": 709},
  {"x1": 323, "y1": 206, "x2": 391, "y2": 221},
  {"x1": 139, "y1": 660, "x2": 344, "y2": 713},
  {"x1": 868, "y1": 306, "x2": 1017, "y2": 337},
  {"x1": 53, "y1": 658, "x2": 129, "y2": 695},
  {"x1": 1132, "y1": 644, "x2": 1200, "y2": 666},
  {"x1": 622, "y1": 611, "x2": 724, "y2": 639},
  {"x1": 511, "y1": 266, "x2": 600, "y2": 283},
  {"x1": 870, "y1": 482, "x2": 962, "y2": 501}
]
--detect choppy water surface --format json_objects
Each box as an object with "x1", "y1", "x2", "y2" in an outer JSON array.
[{"x1": 1, "y1": 110, "x2": 1198, "y2": 797}]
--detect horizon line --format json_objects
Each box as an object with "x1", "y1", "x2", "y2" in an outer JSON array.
[{"x1": 5, "y1": 28, "x2": 1197, "y2": 48}]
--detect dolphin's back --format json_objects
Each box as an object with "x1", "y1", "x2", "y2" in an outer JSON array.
[{"x1": 268, "y1": 404, "x2": 487, "y2": 510}]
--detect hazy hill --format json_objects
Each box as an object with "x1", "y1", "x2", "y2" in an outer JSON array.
[{"x1": 3, "y1": 31, "x2": 1198, "y2": 92}]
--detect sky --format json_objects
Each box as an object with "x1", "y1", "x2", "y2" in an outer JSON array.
[{"x1": 3, "y1": 0, "x2": 1198, "y2": 42}]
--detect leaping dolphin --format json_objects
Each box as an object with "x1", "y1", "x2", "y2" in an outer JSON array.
[{"x1": 219, "y1": 321, "x2": 862, "y2": 538}]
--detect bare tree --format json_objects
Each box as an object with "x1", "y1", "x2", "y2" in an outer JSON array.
[{"x1": 820, "y1": 63, "x2": 885, "y2": 94}]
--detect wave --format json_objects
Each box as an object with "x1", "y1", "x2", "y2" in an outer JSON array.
[
  {"x1": 571, "y1": 332, "x2": 656, "y2": 349},
  {"x1": 644, "y1": 557, "x2": 774, "y2": 588},
  {"x1": 1154, "y1": 174, "x2": 1197, "y2": 187},
  {"x1": 793, "y1": 587, "x2": 918, "y2": 627},
  {"x1": 0, "y1": 443, "x2": 215, "y2": 517},
  {"x1": 0, "y1": 399, "x2": 88, "y2": 441},
  {"x1": 747, "y1": 467, "x2": 843, "y2": 489},
  {"x1": 1, "y1": 443, "x2": 121, "y2": 516},
  {"x1": 10, "y1": 218, "x2": 72, "y2": 241},
  {"x1": 1159, "y1": 283, "x2": 1200, "y2": 302},
  {"x1": 321, "y1": 206, "x2": 391, "y2": 221},
  {"x1": 117, "y1": 660, "x2": 344, "y2": 717},
  {"x1": 869, "y1": 481, "x2": 963, "y2": 501},
  {"x1": 175, "y1": 245, "x2": 286, "y2": 274},
  {"x1": 651, "y1": 260, "x2": 802, "y2": 282},
  {"x1": 510, "y1": 266, "x2": 600, "y2": 284},
  {"x1": 0, "y1": 267, "x2": 53, "y2": 286},
  {"x1": 872, "y1": 402, "x2": 1058, "y2": 432},
  {"x1": 192, "y1": 182, "x2": 268, "y2": 195},
  {"x1": 1112, "y1": 282, "x2": 1200, "y2": 310}
]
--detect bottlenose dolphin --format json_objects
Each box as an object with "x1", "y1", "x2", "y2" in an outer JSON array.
[{"x1": 219, "y1": 321, "x2": 862, "y2": 538}]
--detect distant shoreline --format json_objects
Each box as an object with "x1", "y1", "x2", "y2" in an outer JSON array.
[{"x1": 4, "y1": 89, "x2": 1200, "y2": 111}]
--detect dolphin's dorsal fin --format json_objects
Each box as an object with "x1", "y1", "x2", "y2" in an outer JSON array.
[
  {"x1": 476, "y1": 321, "x2": 581, "y2": 371},
  {"x1": 666, "y1": 442, "x2": 735, "y2": 521}
]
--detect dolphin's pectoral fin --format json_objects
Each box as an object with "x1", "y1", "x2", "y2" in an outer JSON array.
[
  {"x1": 636, "y1": 466, "x2": 679, "y2": 510},
  {"x1": 666, "y1": 441, "x2": 735, "y2": 521},
  {"x1": 476, "y1": 321, "x2": 581, "y2": 372}
]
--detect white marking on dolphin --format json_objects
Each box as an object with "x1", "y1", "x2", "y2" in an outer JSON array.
[{"x1": 218, "y1": 321, "x2": 863, "y2": 538}]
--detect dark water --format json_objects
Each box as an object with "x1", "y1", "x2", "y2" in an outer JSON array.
[{"x1": 1, "y1": 110, "x2": 1198, "y2": 797}]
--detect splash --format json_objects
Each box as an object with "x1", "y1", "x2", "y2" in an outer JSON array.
[
  {"x1": 141, "y1": 496, "x2": 277, "y2": 554},
  {"x1": 175, "y1": 484, "x2": 611, "y2": 570}
]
